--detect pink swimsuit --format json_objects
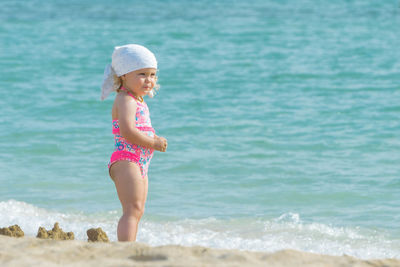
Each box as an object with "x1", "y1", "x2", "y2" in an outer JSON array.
[{"x1": 108, "y1": 87, "x2": 155, "y2": 178}]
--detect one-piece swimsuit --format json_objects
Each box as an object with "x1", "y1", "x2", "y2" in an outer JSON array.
[{"x1": 108, "y1": 87, "x2": 155, "y2": 178}]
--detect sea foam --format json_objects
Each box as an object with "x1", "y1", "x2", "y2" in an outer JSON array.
[{"x1": 1, "y1": 200, "x2": 398, "y2": 259}]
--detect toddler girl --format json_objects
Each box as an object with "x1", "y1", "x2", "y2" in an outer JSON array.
[{"x1": 101, "y1": 44, "x2": 168, "y2": 241}]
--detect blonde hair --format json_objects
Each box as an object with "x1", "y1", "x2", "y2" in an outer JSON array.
[{"x1": 114, "y1": 74, "x2": 160, "y2": 97}]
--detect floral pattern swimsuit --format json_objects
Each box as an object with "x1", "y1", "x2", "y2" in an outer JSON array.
[{"x1": 108, "y1": 88, "x2": 155, "y2": 178}]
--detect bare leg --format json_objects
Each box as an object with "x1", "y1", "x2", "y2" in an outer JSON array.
[
  {"x1": 142, "y1": 175, "x2": 149, "y2": 213},
  {"x1": 110, "y1": 161, "x2": 147, "y2": 241}
]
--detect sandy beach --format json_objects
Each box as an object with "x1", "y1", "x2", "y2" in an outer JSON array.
[{"x1": 1, "y1": 235, "x2": 399, "y2": 267}]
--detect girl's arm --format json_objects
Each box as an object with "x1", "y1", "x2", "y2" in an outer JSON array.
[{"x1": 116, "y1": 93, "x2": 156, "y2": 149}]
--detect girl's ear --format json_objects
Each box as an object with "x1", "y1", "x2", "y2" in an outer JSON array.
[{"x1": 121, "y1": 74, "x2": 126, "y2": 81}]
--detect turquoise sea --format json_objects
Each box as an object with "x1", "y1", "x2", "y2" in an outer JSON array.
[{"x1": 1, "y1": 0, "x2": 399, "y2": 259}]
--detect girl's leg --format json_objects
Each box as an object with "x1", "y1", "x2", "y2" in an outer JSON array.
[
  {"x1": 110, "y1": 161, "x2": 147, "y2": 241},
  {"x1": 142, "y1": 176, "x2": 149, "y2": 211}
]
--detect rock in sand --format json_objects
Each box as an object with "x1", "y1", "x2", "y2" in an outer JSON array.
[
  {"x1": 36, "y1": 222, "x2": 74, "y2": 240},
  {"x1": 0, "y1": 225, "x2": 24, "y2": 237},
  {"x1": 87, "y1": 227, "x2": 109, "y2": 242}
]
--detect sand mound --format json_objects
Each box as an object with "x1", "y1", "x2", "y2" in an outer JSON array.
[
  {"x1": 0, "y1": 225, "x2": 24, "y2": 237},
  {"x1": 87, "y1": 227, "x2": 109, "y2": 242},
  {"x1": 36, "y1": 222, "x2": 74, "y2": 240}
]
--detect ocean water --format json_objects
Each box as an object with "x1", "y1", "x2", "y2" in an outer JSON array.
[{"x1": 1, "y1": 0, "x2": 400, "y2": 259}]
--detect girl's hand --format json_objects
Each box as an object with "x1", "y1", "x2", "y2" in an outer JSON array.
[{"x1": 154, "y1": 135, "x2": 168, "y2": 152}]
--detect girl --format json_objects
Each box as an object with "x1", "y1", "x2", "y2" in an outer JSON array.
[{"x1": 101, "y1": 44, "x2": 168, "y2": 241}]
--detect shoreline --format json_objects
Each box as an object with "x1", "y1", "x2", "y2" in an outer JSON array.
[{"x1": 1, "y1": 235, "x2": 399, "y2": 267}]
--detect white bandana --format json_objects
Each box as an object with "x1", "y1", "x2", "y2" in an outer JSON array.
[{"x1": 101, "y1": 44, "x2": 158, "y2": 100}]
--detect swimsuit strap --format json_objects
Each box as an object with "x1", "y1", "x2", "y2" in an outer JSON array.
[{"x1": 120, "y1": 86, "x2": 143, "y2": 102}]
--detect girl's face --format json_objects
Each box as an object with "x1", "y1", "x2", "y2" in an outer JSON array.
[{"x1": 121, "y1": 68, "x2": 157, "y2": 97}]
